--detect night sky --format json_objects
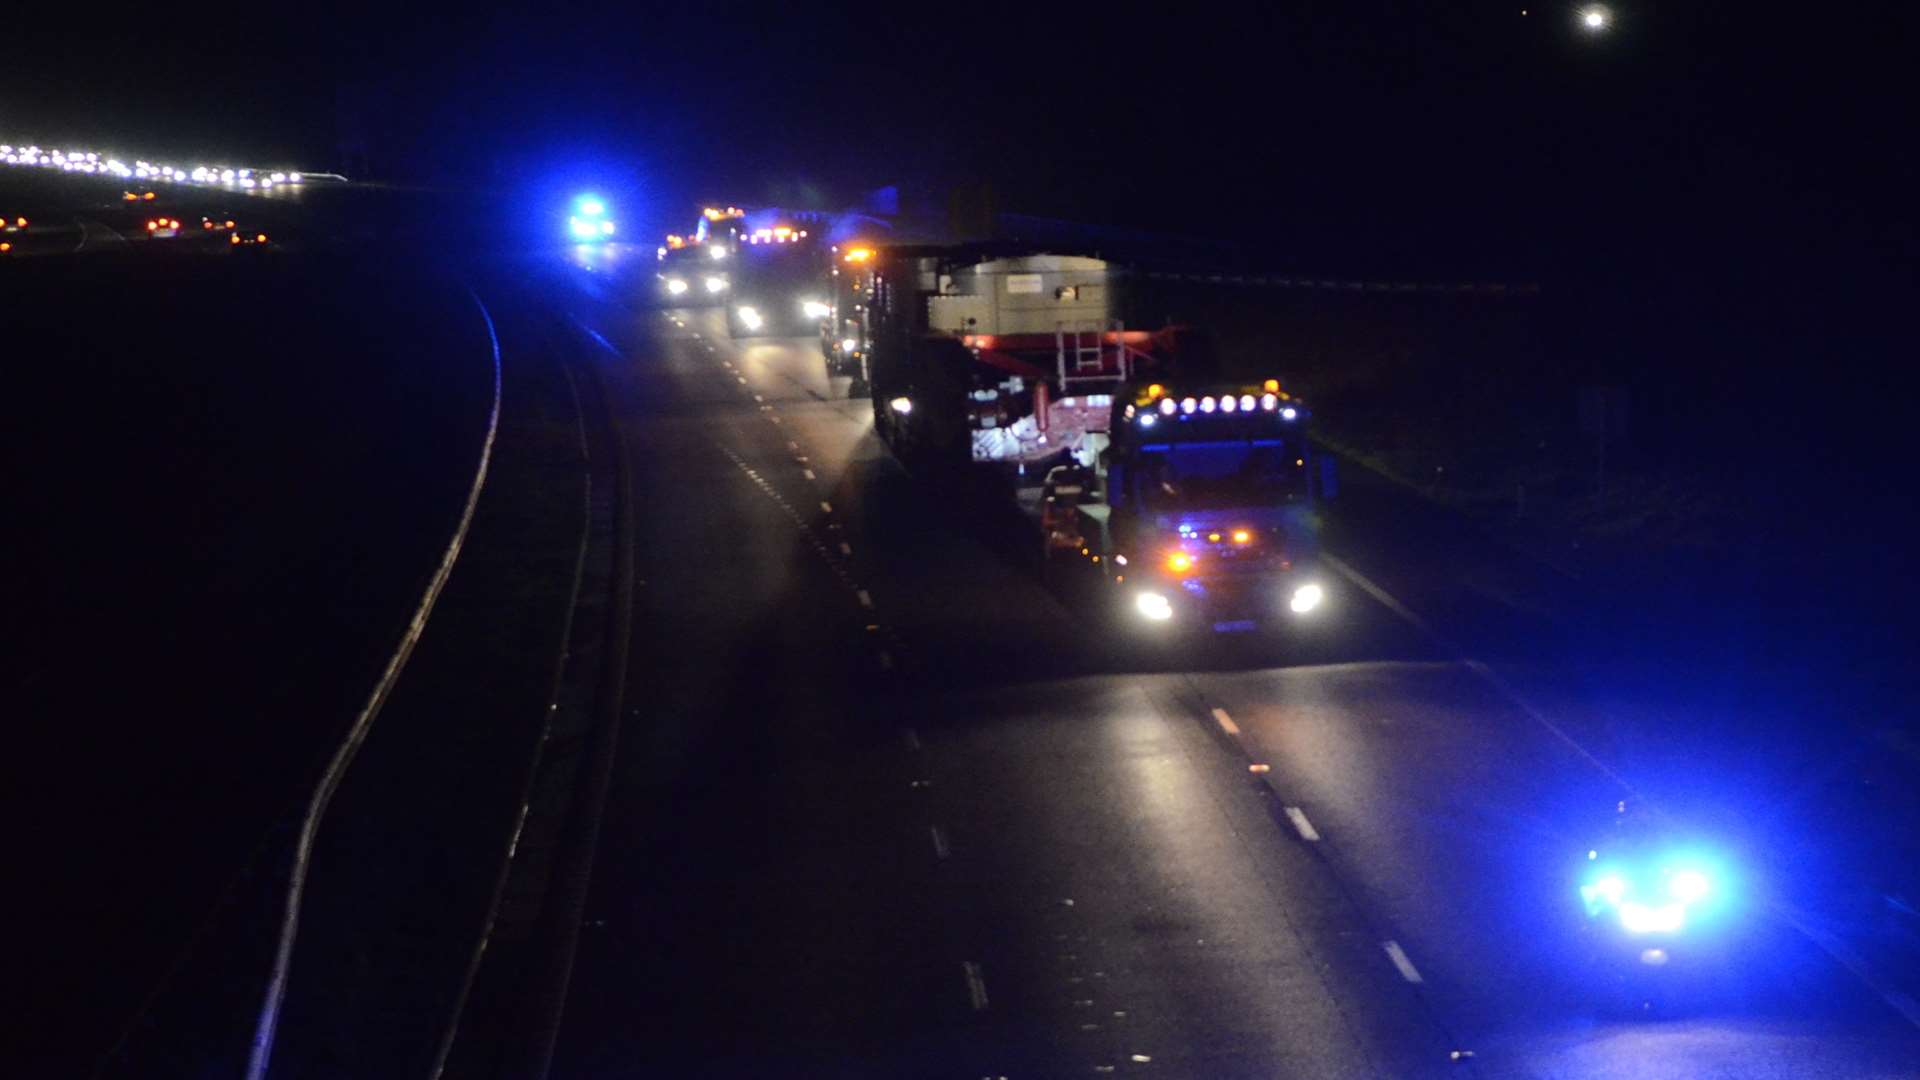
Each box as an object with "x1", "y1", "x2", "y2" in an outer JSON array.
[{"x1": 5, "y1": 4, "x2": 1913, "y2": 397}]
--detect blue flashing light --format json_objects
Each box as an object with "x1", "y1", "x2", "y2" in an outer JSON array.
[
  {"x1": 1580, "y1": 848, "x2": 1734, "y2": 936},
  {"x1": 1670, "y1": 869, "x2": 1710, "y2": 904}
]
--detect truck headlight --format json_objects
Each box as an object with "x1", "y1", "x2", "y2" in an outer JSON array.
[
  {"x1": 737, "y1": 306, "x2": 763, "y2": 331},
  {"x1": 1289, "y1": 582, "x2": 1325, "y2": 614},
  {"x1": 665, "y1": 277, "x2": 689, "y2": 295},
  {"x1": 840, "y1": 337, "x2": 858, "y2": 353},
  {"x1": 704, "y1": 275, "x2": 728, "y2": 293},
  {"x1": 802, "y1": 300, "x2": 831, "y2": 319},
  {"x1": 1135, "y1": 591, "x2": 1174, "y2": 621}
]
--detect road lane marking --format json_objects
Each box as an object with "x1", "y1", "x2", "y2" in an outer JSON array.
[
  {"x1": 1323, "y1": 552, "x2": 1637, "y2": 793},
  {"x1": 856, "y1": 589, "x2": 874, "y2": 609},
  {"x1": 962, "y1": 961, "x2": 990, "y2": 1010},
  {"x1": 838, "y1": 541, "x2": 852, "y2": 556},
  {"x1": 930, "y1": 825, "x2": 950, "y2": 860},
  {"x1": 1382, "y1": 940, "x2": 1423, "y2": 983},
  {"x1": 1322, "y1": 553, "x2": 1434, "y2": 636},
  {"x1": 819, "y1": 501, "x2": 833, "y2": 514},
  {"x1": 802, "y1": 468, "x2": 816, "y2": 481},
  {"x1": 753, "y1": 393, "x2": 764, "y2": 402},
  {"x1": 902, "y1": 727, "x2": 921, "y2": 752},
  {"x1": 1210, "y1": 707, "x2": 1240, "y2": 735},
  {"x1": 250, "y1": 289, "x2": 505, "y2": 1080},
  {"x1": 1778, "y1": 903, "x2": 1920, "y2": 1032},
  {"x1": 878, "y1": 650, "x2": 894, "y2": 670},
  {"x1": 1283, "y1": 806, "x2": 1321, "y2": 842}
]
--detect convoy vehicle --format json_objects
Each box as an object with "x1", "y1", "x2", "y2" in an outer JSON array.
[
  {"x1": 656, "y1": 208, "x2": 748, "y2": 302},
  {"x1": 819, "y1": 244, "x2": 875, "y2": 377},
  {"x1": 864, "y1": 247, "x2": 1336, "y2": 633},
  {"x1": 723, "y1": 223, "x2": 824, "y2": 338}
]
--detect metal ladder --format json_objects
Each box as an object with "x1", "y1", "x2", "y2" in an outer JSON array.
[{"x1": 1056, "y1": 320, "x2": 1129, "y2": 387}]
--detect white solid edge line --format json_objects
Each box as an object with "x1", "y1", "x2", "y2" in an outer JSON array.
[
  {"x1": 1210, "y1": 707, "x2": 1240, "y2": 735},
  {"x1": 1382, "y1": 940, "x2": 1423, "y2": 984},
  {"x1": 962, "y1": 961, "x2": 990, "y2": 1010},
  {"x1": 1321, "y1": 553, "x2": 1435, "y2": 637},
  {"x1": 930, "y1": 825, "x2": 951, "y2": 860},
  {"x1": 1322, "y1": 552, "x2": 1636, "y2": 792},
  {"x1": 246, "y1": 287, "x2": 503, "y2": 1080},
  {"x1": 1777, "y1": 903, "x2": 1920, "y2": 1033},
  {"x1": 1284, "y1": 806, "x2": 1321, "y2": 842}
]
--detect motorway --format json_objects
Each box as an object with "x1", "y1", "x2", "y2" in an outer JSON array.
[
  {"x1": 8, "y1": 166, "x2": 1920, "y2": 1077},
  {"x1": 535, "y1": 248, "x2": 1920, "y2": 1078}
]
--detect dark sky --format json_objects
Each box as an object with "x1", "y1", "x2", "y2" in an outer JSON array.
[{"x1": 4, "y1": 2, "x2": 1913, "y2": 286}]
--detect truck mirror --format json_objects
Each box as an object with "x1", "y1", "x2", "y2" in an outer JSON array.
[{"x1": 1317, "y1": 455, "x2": 1339, "y2": 501}]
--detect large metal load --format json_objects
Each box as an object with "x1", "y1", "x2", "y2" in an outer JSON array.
[
  {"x1": 865, "y1": 248, "x2": 1197, "y2": 471},
  {"x1": 861, "y1": 245, "x2": 1334, "y2": 636}
]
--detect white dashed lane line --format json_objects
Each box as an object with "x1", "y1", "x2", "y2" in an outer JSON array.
[
  {"x1": 1210, "y1": 707, "x2": 1240, "y2": 736},
  {"x1": 1382, "y1": 940, "x2": 1424, "y2": 984},
  {"x1": 1283, "y1": 806, "x2": 1321, "y2": 842},
  {"x1": 929, "y1": 825, "x2": 950, "y2": 860},
  {"x1": 962, "y1": 961, "x2": 990, "y2": 1011}
]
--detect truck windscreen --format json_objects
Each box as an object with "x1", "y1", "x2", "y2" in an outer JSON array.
[{"x1": 1134, "y1": 440, "x2": 1307, "y2": 510}]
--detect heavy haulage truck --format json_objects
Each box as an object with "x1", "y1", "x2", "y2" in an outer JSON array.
[{"x1": 862, "y1": 247, "x2": 1337, "y2": 634}]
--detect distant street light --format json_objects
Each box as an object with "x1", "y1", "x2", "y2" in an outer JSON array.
[{"x1": 1578, "y1": 4, "x2": 1612, "y2": 32}]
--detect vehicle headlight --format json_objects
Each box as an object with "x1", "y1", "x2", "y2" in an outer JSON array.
[
  {"x1": 704, "y1": 275, "x2": 728, "y2": 293},
  {"x1": 1619, "y1": 901, "x2": 1686, "y2": 935},
  {"x1": 802, "y1": 300, "x2": 830, "y2": 320},
  {"x1": 1135, "y1": 591, "x2": 1174, "y2": 621},
  {"x1": 1669, "y1": 869, "x2": 1710, "y2": 904},
  {"x1": 708, "y1": 244, "x2": 728, "y2": 260},
  {"x1": 737, "y1": 306, "x2": 764, "y2": 331},
  {"x1": 600, "y1": 219, "x2": 616, "y2": 235},
  {"x1": 1289, "y1": 582, "x2": 1325, "y2": 614},
  {"x1": 840, "y1": 337, "x2": 858, "y2": 353},
  {"x1": 569, "y1": 217, "x2": 600, "y2": 239},
  {"x1": 665, "y1": 277, "x2": 689, "y2": 295}
]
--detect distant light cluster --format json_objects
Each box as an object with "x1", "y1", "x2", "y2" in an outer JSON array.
[{"x1": 0, "y1": 142, "x2": 315, "y2": 189}]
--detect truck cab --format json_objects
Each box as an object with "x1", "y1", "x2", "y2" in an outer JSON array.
[{"x1": 1046, "y1": 381, "x2": 1334, "y2": 633}]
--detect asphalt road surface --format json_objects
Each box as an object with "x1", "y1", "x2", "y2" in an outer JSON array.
[
  {"x1": 11, "y1": 168, "x2": 1919, "y2": 1077},
  {"x1": 538, "y1": 248, "x2": 1920, "y2": 1078}
]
